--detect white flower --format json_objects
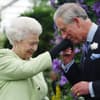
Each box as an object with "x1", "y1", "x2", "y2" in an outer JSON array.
[{"x1": 90, "y1": 42, "x2": 98, "y2": 50}]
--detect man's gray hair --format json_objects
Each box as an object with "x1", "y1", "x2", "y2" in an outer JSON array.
[
  {"x1": 54, "y1": 3, "x2": 88, "y2": 24},
  {"x1": 5, "y1": 16, "x2": 42, "y2": 45}
]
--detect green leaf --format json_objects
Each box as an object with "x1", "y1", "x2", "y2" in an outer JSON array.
[{"x1": 85, "y1": 0, "x2": 95, "y2": 6}]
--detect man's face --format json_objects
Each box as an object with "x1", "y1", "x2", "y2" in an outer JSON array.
[
  {"x1": 15, "y1": 34, "x2": 39, "y2": 60},
  {"x1": 55, "y1": 17, "x2": 84, "y2": 44},
  {"x1": 62, "y1": 48, "x2": 74, "y2": 64}
]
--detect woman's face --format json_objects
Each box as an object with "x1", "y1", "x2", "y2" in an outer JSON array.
[{"x1": 15, "y1": 34, "x2": 39, "y2": 60}]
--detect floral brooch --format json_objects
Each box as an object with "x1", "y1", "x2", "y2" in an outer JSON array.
[{"x1": 90, "y1": 42, "x2": 98, "y2": 50}]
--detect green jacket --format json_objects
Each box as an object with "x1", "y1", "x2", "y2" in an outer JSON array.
[{"x1": 0, "y1": 49, "x2": 52, "y2": 100}]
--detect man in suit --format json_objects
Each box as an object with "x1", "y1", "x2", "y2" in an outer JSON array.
[
  {"x1": 53, "y1": 3, "x2": 100, "y2": 100},
  {"x1": 61, "y1": 47, "x2": 81, "y2": 86}
]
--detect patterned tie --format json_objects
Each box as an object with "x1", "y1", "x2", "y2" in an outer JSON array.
[
  {"x1": 84, "y1": 41, "x2": 89, "y2": 54},
  {"x1": 81, "y1": 41, "x2": 89, "y2": 63}
]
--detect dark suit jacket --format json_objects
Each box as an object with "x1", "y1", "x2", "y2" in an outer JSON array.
[
  {"x1": 63, "y1": 62, "x2": 81, "y2": 86},
  {"x1": 64, "y1": 26, "x2": 100, "y2": 100}
]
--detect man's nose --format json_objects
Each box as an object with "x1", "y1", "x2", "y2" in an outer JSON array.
[
  {"x1": 32, "y1": 44, "x2": 38, "y2": 51},
  {"x1": 61, "y1": 32, "x2": 68, "y2": 39}
]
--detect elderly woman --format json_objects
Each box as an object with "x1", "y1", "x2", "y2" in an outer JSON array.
[{"x1": 0, "y1": 16, "x2": 72, "y2": 100}]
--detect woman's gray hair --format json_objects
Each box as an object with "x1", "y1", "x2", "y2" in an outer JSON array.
[
  {"x1": 5, "y1": 16, "x2": 42, "y2": 45},
  {"x1": 54, "y1": 3, "x2": 88, "y2": 24}
]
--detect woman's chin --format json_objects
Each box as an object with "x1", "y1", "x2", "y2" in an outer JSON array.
[{"x1": 25, "y1": 55, "x2": 32, "y2": 60}]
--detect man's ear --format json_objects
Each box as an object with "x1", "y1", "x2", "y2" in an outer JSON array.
[{"x1": 73, "y1": 17, "x2": 81, "y2": 28}]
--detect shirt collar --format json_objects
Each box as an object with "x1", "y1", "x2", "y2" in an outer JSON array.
[
  {"x1": 61, "y1": 59, "x2": 74, "y2": 73},
  {"x1": 86, "y1": 23, "x2": 98, "y2": 43}
]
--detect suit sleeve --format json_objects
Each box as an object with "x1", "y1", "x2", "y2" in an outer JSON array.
[
  {"x1": 92, "y1": 81, "x2": 100, "y2": 97},
  {"x1": 0, "y1": 52, "x2": 52, "y2": 80}
]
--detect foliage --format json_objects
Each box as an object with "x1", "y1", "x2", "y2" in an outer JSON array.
[
  {"x1": 0, "y1": 33, "x2": 7, "y2": 48},
  {"x1": 79, "y1": 0, "x2": 100, "y2": 25}
]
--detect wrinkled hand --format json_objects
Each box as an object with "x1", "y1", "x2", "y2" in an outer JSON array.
[{"x1": 71, "y1": 81, "x2": 89, "y2": 96}]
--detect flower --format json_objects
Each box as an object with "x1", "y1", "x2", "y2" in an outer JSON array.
[
  {"x1": 92, "y1": 2, "x2": 100, "y2": 17},
  {"x1": 79, "y1": 0, "x2": 84, "y2": 3},
  {"x1": 59, "y1": 75, "x2": 68, "y2": 86},
  {"x1": 90, "y1": 42, "x2": 98, "y2": 50},
  {"x1": 74, "y1": 47, "x2": 81, "y2": 54},
  {"x1": 55, "y1": 35, "x2": 62, "y2": 45},
  {"x1": 52, "y1": 58, "x2": 62, "y2": 73}
]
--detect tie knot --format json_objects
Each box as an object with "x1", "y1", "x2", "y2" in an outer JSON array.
[{"x1": 85, "y1": 41, "x2": 89, "y2": 45}]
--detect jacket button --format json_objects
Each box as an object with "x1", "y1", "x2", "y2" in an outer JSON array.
[{"x1": 37, "y1": 87, "x2": 40, "y2": 90}]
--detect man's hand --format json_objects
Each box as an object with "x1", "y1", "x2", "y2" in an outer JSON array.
[{"x1": 71, "y1": 81, "x2": 89, "y2": 96}]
